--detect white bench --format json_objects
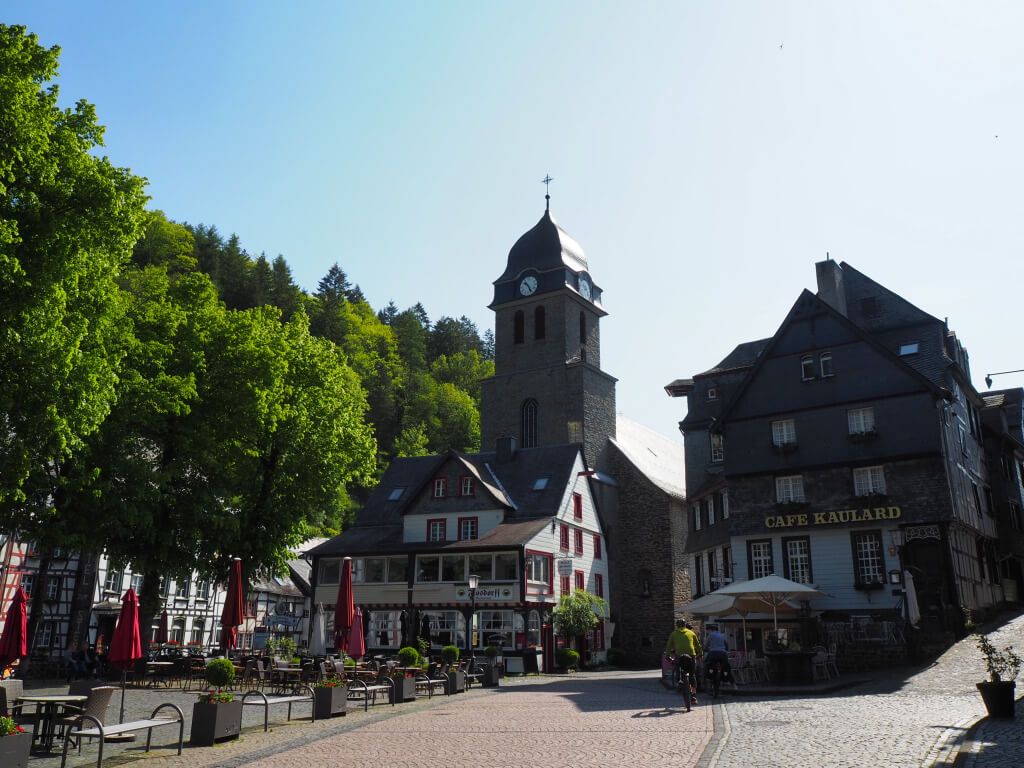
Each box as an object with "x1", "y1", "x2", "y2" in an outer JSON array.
[
  {"x1": 241, "y1": 686, "x2": 315, "y2": 731},
  {"x1": 61, "y1": 702, "x2": 184, "y2": 768}
]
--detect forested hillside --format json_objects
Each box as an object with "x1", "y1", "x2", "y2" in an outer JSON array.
[{"x1": 137, "y1": 211, "x2": 494, "y2": 470}]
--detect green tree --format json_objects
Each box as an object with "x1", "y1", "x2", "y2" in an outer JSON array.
[
  {"x1": 0, "y1": 25, "x2": 148, "y2": 506},
  {"x1": 552, "y1": 590, "x2": 608, "y2": 642},
  {"x1": 131, "y1": 210, "x2": 196, "y2": 272}
]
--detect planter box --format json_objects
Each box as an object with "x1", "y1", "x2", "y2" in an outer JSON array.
[
  {"x1": 481, "y1": 664, "x2": 501, "y2": 687},
  {"x1": 190, "y1": 700, "x2": 243, "y2": 746},
  {"x1": 0, "y1": 732, "x2": 32, "y2": 768},
  {"x1": 393, "y1": 675, "x2": 417, "y2": 702},
  {"x1": 977, "y1": 681, "x2": 1016, "y2": 718},
  {"x1": 313, "y1": 685, "x2": 348, "y2": 718},
  {"x1": 445, "y1": 669, "x2": 466, "y2": 695}
]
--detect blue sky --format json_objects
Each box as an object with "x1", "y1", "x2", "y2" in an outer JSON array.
[{"x1": 11, "y1": 1, "x2": 1024, "y2": 446}]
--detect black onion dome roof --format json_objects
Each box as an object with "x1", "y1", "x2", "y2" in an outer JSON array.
[{"x1": 497, "y1": 209, "x2": 588, "y2": 282}]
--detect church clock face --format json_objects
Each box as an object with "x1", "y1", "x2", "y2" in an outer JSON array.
[
  {"x1": 579, "y1": 276, "x2": 592, "y2": 300},
  {"x1": 519, "y1": 275, "x2": 538, "y2": 296}
]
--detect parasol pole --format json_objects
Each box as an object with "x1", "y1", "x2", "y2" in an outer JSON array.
[{"x1": 119, "y1": 669, "x2": 127, "y2": 723}]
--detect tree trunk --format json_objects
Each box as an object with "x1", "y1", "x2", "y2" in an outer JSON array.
[
  {"x1": 137, "y1": 567, "x2": 163, "y2": 647},
  {"x1": 25, "y1": 554, "x2": 51, "y2": 655}
]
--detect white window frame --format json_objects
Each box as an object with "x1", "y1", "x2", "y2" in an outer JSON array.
[
  {"x1": 776, "y1": 475, "x2": 805, "y2": 503},
  {"x1": 772, "y1": 419, "x2": 797, "y2": 446},
  {"x1": 721, "y1": 491, "x2": 729, "y2": 519},
  {"x1": 433, "y1": 478, "x2": 447, "y2": 498},
  {"x1": 848, "y1": 407, "x2": 875, "y2": 434},
  {"x1": 801, "y1": 355, "x2": 815, "y2": 380},
  {"x1": 104, "y1": 569, "x2": 122, "y2": 594},
  {"x1": 785, "y1": 538, "x2": 812, "y2": 584},
  {"x1": 853, "y1": 466, "x2": 886, "y2": 496},
  {"x1": 707, "y1": 497, "x2": 716, "y2": 526},
  {"x1": 853, "y1": 532, "x2": 884, "y2": 585},
  {"x1": 693, "y1": 503, "x2": 702, "y2": 531},
  {"x1": 749, "y1": 540, "x2": 774, "y2": 579},
  {"x1": 819, "y1": 351, "x2": 833, "y2": 377},
  {"x1": 710, "y1": 433, "x2": 724, "y2": 463}
]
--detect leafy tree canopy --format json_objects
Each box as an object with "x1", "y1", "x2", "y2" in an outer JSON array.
[
  {"x1": 552, "y1": 590, "x2": 608, "y2": 641},
  {"x1": 0, "y1": 24, "x2": 148, "y2": 506}
]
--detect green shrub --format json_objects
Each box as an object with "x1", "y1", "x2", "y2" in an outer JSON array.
[
  {"x1": 441, "y1": 645, "x2": 460, "y2": 665},
  {"x1": 556, "y1": 647, "x2": 580, "y2": 670},
  {"x1": 483, "y1": 645, "x2": 500, "y2": 659},
  {"x1": 606, "y1": 647, "x2": 627, "y2": 667},
  {"x1": 205, "y1": 658, "x2": 236, "y2": 688},
  {"x1": 397, "y1": 646, "x2": 420, "y2": 667}
]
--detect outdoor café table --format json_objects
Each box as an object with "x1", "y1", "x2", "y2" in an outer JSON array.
[
  {"x1": 148, "y1": 661, "x2": 175, "y2": 686},
  {"x1": 16, "y1": 693, "x2": 87, "y2": 752}
]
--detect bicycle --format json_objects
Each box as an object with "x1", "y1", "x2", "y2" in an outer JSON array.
[{"x1": 663, "y1": 653, "x2": 695, "y2": 711}]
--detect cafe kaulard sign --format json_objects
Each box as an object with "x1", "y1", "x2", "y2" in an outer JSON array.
[{"x1": 765, "y1": 505, "x2": 902, "y2": 530}]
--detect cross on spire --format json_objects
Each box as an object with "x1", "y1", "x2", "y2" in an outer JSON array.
[{"x1": 542, "y1": 174, "x2": 553, "y2": 209}]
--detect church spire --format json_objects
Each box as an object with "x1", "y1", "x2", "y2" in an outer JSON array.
[{"x1": 542, "y1": 173, "x2": 553, "y2": 211}]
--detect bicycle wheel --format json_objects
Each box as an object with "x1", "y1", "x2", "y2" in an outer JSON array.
[
  {"x1": 682, "y1": 671, "x2": 691, "y2": 712},
  {"x1": 712, "y1": 667, "x2": 721, "y2": 698}
]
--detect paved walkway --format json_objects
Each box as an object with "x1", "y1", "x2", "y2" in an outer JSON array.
[{"x1": 18, "y1": 613, "x2": 1024, "y2": 767}]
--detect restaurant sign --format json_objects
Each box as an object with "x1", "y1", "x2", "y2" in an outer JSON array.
[
  {"x1": 765, "y1": 505, "x2": 902, "y2": 530},
  {"x1": 454, "y1": 585, "x2": 515, "y2": 601}
]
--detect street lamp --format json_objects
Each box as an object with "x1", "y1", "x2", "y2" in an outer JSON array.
[
  {"x1": 985, "y1": 369, "x2": 1024, "y2": 388},
  {"x1": 467, "y1": 574, "x2": 479, "y2": 663}
]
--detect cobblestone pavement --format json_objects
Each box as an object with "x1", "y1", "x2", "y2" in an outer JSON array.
[{"x1": 19, "y1": 613, "x2": 1024, "y2": 768}]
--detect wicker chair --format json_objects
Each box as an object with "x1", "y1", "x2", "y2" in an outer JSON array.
[{"x1": 56, "y1": 685, "x2": 117, "y2": 749}]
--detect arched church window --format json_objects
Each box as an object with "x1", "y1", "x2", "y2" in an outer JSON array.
[
  {"x1": 534, "y1": 306, "x2": 545, "y2": 340},
  {"x1": 521, "y1": 399, "x2": 538, "y2": 448},
  {"x1": 514, "y1": 311, "x2": 524, "y2": 344},
  {"x1": 579, "y1": 312, "x2": 586, "y2": 346}
]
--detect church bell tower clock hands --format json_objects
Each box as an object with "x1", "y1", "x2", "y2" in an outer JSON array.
[{"x1": 519, "y1": 275, "x2": 538, "y2": 296}]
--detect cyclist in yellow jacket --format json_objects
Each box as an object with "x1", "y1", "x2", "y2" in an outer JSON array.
[{"x1": 665, "y1": 619, "x2": 702, "y2": 702}]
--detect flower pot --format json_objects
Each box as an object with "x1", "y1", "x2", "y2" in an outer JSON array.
[
  {"x1": 190, "y1": 700, "x2": 243, "y2": 746},
  {"x1": 445, "y1": 669, "x2": 466, "y2": 695},
  {"x1": 393, "y1": 675, "x2": 417, "y2": 702},
  {"x1": 482, "y1": 663, "x2": 501, "y2": 687},
  {"x1": 313, "y1": 685, "x2": 348, "y2": 718},
  {"x1": 977, "y1": 681, "x2": 1016, "y2": 718},
  {"x1": 0, "y1": 732, "x2": 32, "y2": 768}
]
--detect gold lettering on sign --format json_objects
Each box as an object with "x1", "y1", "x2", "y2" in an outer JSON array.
[{"x1": 765, "y1": 506, "x2": 902, "y2": 528}]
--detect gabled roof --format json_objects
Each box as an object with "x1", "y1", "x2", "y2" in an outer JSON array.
[
  {"x1": 309, "y1": 443, "x2": 586, "y2": 557},
  {"x1": 711, "y1": 288, "x2": 950, "y2": 430},
  {"x1": 609, "y1": 415, "x2": 685, "y2": 499}
]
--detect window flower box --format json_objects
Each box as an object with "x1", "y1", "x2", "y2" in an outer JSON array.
[
  {"x1": 848, "y1": 428, "x2": 879, "y2": 443},
  {"x1": 854, "y1": 580, "x2": 885, "y2": 592}
]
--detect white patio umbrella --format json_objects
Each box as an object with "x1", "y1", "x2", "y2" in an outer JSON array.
[
  {"x1": 903, "y1": 570, "x2": 921, "y2": 628},
  {"x1": 308, "y1": 602, "x2": 328, "y2": 656},
  {"x1": 712, "y1": 574, "x2": 829, "y2": 633},
  {"x1": 678, "y1": 593, "x2": 801, "y2": 653}
]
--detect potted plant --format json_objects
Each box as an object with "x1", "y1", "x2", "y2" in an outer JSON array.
[
  {"x1": 312, "y1": 676, "x2": 348, "y2": 718},
  {"x1": 440, "y1": 645, "x2": 465, "y2": 693},
  {"x1": 190, "y1": 658, "x2": 243, "y2": 745},
  {"x1": 482, "y1": 645, "x2": 501, "y2": 686},
  {"x1": 556, "y1": 647, "x2": 580, "y2": 673},
  {"x1": 975, "y1": 633, "x2": 1021, "y2": 718},
  {"x1": 0, "y1": 715, "x2": 30, "y2": 768}
]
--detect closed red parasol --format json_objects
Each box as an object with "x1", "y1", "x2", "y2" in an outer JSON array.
[
  {"x1": 155, "y1": 610, "x2": 169, "y2": 645},
  {"x1": 348, "y1": 607, "x2": 365, "y2": 660},
  {"x1": 220, "y1": 558, "x2": 244, "y2": 650},
  {"x1": 333, "y1": 557, "x2": 354, "y2": 653},
  {"x1": 0, "y1": 588, "x2": 28, "y2": 670},
  {"x1": 108, "y1": 588, "x2": 143, "y2": 723}
]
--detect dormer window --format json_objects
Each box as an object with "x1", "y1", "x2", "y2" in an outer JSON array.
[
  {"x1": 460, "y1": 476, "x2": 474, "y2": 496},
  {"x1": 388, "y1": 487, "x2": 405, "y2": 501},
  {"x1": 899, "y1": 343, "x2": 919, "y2": 356},
  {"x1": 433, "y1": 478, "x2": 447, "y2": 498},
  {"x1": 706, "y1": 386, "x2": 718, "y2": 401}
]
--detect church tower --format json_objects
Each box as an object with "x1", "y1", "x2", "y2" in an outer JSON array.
[{"x1": 480, "y1": 199, "x2": 617, "y2": 468}]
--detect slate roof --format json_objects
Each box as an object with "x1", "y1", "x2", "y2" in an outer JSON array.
[
  {"x1": 496, "y1": 209, "x2": 588, "y2": 281},
  {"x1": 310, "y1": 443, "x2": 585, "y2": 557},
  {"x1": 609, "y1": 415, "x2": 685, "y2": 499},
  {"x1": 695, "y1": 338, "x2": 771, "y2": 378}
]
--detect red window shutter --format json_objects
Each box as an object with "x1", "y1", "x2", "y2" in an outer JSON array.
[
  {"x1": 593, "y1": 535, "x2": 602, "y2": 559},
  {"x1": 574, "y1": 529, "x2": 583, "y2": 554},
  {"x1": 560, "y1": 576, "x2": 570, "y2": 595},
  {"x1": 559, "y1": 524, "x2": 570, "y2": 550}
]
